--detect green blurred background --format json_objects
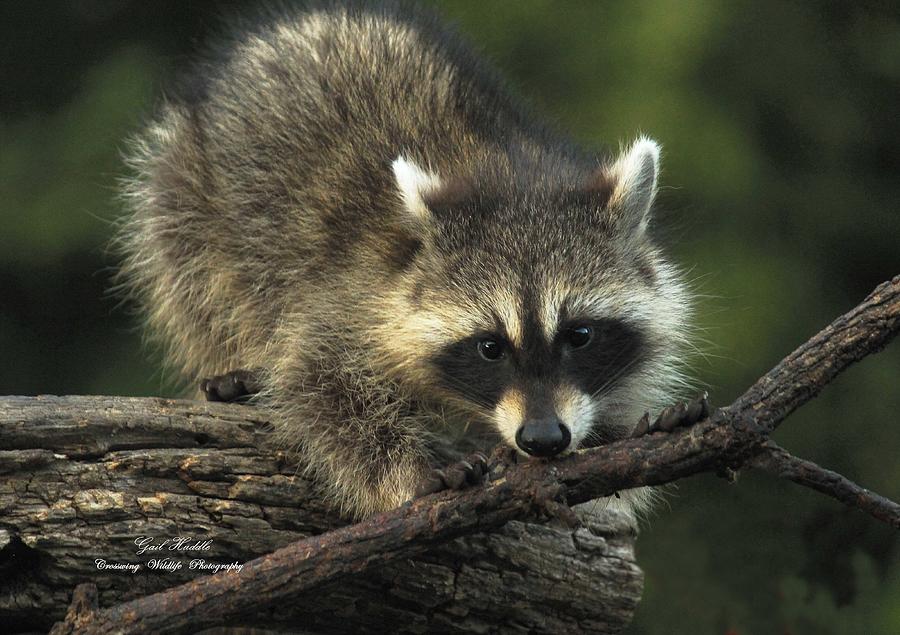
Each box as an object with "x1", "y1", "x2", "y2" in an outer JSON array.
[{"x1": 2, "y1": 1, "x2": 898, "y2": 632}]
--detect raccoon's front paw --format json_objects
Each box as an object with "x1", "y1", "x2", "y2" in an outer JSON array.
[
  {"x1": 631, "y1": 391, "x2": 710, "y2": 437},
  {"x1": 200, "y1": 368, "x2": 263, "y2": 403},
  {"x1": 414, "y1": 452, "x2": 489, "y2": 498}
]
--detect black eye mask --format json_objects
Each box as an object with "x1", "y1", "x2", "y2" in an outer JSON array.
[{"x1": 431, "y1": 317, "x2": 644, "y2": 409}]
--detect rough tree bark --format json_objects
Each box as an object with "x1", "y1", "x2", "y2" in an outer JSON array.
[
  {"x1": 3, "y1": 275, "x2": 898, "y2": 635},
  {"x1": 0, "y1": 395, "x2": 641, "y2": 634}
]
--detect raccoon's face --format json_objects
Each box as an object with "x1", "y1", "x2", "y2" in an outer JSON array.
[
  {"x1": 385, "y1": 138, "x2": 690, "y2": 457},
  {"x1": 430, "y1": 310, "x2": 646, "y2": 456}
]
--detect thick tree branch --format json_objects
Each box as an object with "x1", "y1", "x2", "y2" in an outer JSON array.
[
  {"x1": 722, "y1": 274, "x2": 900, "y2": 433},
  {"x1": 560, "y1": 275, "x2": 899, "y2": 502},
  {"x1": 30, "y1": 275, "x2": 900, "y2": 634},
  {"x1": 0, "y1": 398, "x2": 641, "y2": 634}
]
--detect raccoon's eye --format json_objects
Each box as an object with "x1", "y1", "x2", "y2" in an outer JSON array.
[
  {"x1": 566, "y1": 326, "x2": 593, "y2": 349},
  {"x1": 477, "y1": 338, "x2": 504, "y2": 361}
]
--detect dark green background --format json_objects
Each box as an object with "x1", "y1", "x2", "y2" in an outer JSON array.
[{"x1": 2, "y1": 2, "x2": 898, "y2": 633}]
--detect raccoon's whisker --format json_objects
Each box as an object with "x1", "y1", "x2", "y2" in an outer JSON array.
[
  {"x1": 432, "y1": 377, "x2": 495, "y2": 411},
  {"x1": 589, "y1": 355, "x2": 641, "y2": 400}
]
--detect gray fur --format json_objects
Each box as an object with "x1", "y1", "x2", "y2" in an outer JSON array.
[{"x1": 114, "y1": 1, "x2": 692, "y2": 518}]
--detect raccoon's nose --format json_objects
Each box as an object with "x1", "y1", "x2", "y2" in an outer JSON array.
[{"x1": 515, "y1": 419, "x2": 571, "y2": 457}]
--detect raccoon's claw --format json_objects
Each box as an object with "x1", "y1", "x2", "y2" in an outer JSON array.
[
  {"x1": 414, "y1": 453, "x2": 489, "y2": 498},
  {"x1": 655, "y1": 402, "x2": 687, "y2": 431},
  {"x1": 653, "y1": 391, "x2": 710, "y2": 432},
  {"x1": 201, "y1": 368, "x2": 263, "y2": 403},
  {"x1": 632, "y1": 392, "x2": 710, "y2": 437},
  {"x1": 631, "y1": 412, "x2": 652, "y2": 438}
]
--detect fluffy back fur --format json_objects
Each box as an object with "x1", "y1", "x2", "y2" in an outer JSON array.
[{"x1": 115, "y1": 1, "x2": 693, "y2": 518}]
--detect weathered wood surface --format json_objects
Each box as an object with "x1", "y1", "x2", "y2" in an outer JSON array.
[
  {"x1": 0, "y1": 395, "x2": 642, "y2": 634},
  {"x1": 7, "y1": 276, "x2": 900, "y2": 634}
]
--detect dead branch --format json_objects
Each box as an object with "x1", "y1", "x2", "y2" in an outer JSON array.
[
  {"x1": 22, "y1": 275, "x2": 900, "y2": 634},
  {"x1": 750, "y1": 441, "x2": 900, "y2": 529},
  {"x1": 0, "y1": 401, "x2": 640, "y2": 634}
]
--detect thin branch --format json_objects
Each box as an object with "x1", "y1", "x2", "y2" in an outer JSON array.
[
  {"x1": 47, "y1": 275, "x2": 900, "y2": 635},
  {"x1": 750, "y1": 441, "x2": 900, "y2": 529}
]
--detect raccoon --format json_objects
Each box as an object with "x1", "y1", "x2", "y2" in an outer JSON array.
[{"x1": 115, "y1": 1, "x2": 693, "y2": 519}]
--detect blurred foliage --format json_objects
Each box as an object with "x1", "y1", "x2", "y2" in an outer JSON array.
[{"x1": 1, "y1": 1, "x2": 898, "y2": 633}]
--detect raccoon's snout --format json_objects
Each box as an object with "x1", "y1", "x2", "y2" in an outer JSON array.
[{"x1": 515, "y1": 419, "x2": 571, "y2": 457}]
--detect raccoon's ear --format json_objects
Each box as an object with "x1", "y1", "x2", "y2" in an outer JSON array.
[
  {"x1": 392, "y1": 156, "x2": 443, "y2": 221},
  {"x1": 602, "y1": 137, "x2": 660, "y2": 236}
]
